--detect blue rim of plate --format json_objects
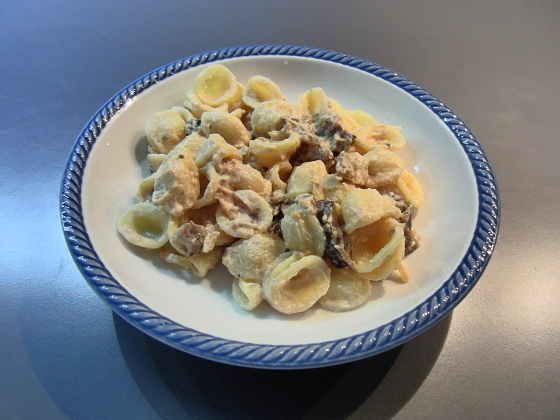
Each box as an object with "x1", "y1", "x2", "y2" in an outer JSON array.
[{"x1": 60, "y1": 45, "x2": 500, "y2": 369}]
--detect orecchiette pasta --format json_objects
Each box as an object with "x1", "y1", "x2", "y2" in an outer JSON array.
[
  {"x1": 318, "y1": 266, "x2": 372, "y2": 312},
  {"x1": 222, "y1": 233, "x2": 285, "y2": 282},
  {"x1": 152, "y1": 151, "x2": 200, "y2": 217},
  {"x1": 193, "y1": 64, "x2": 239, "y2": 107},
  {"x1": 281, "y1": 195, "x2": 326, "y2": 257},
  {"x1": 118, "y1": 64, "x2": 425, "y2": 315},
  {"x1": 242, "y1": 75, "x2": 286, "y2": 109},
  {"x1": 117, "y1": 202, "x2": 169, "y2": 249},
  {"x1": 145, "y1": 110, "x2": 187, "y2": 154},
  {"x1": 216, "y1": 190, "x2": 273, "y2": 238},
  {"x1": 263, "y1": 252, "x2": 331, "y2": 314},
  {"x1": 201, "y1": 111, "x2": 251, "y2": 148}
]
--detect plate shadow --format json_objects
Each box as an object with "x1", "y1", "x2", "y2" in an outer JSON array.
[{"x1": 114, "y1": 312, "x2": 451, "y2": 420}]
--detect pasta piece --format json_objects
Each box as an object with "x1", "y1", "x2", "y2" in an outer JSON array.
[
  {"x1": 353, "y1": 124, "x2": 406, "y2": 153},
  {"x1": 347, "y1": 218, "x2": 405, "y2": 276},
  {"x1": 117, "y1": 202, "x2": 169, "y2": 249},
  {"x1": 169, "y1": 105, "x2": 195, "y2": 122},
  {"x1": 396, "y1": 170, "x2": 425, "y2": 208},
  {"x1": 173, "y1": 132, "x2": 207, "y2": 162},
  {"x1": 362, "y1": 148, "x2": 405, "y2": 188},
  {"x1": 188, "y1": 246, "x2": 224, "y2": 277},
  {"x1": 218, "y1": 159, "x2": 272, "y2": 199},
  {"x1": 216, "y1": 190, "x2": 273, "y2": 238},
  {"x1": 192, "y1": 165, "x2": 220, "y2": 209},
  {"x1": 318, "y1": 267, "x2": 371, "y2": 311},
  {"x1": 160, "y1": 245, "x2": 194, "y2": 270},
  {"x1": 222, "y1": 233, "x2": 285, "y2": 282},
  {"x1": 136, "y1": 174, "x2": 155, "y2": 202},
  {"x1": 265, "y1": 161, "x2": 292, "y2": 192},
  {"x1": 147, "y1": 153, "x2": 166, "y2": 172},
  {"x1": 194, "y1": 134, "x2": 241, "y2": 169},
  {"x1": 152, "y1": 150, "x2": 200, "y2": 217},
  {"x1": 262, "y1": 251, "x2": 331, "y2": 314},
  {"x1": 341, "y1": 188, "x2": 400, "y2": 234},
  {"x1": 201, "y1": 111, "x2": 251, "y2": 148},
  {"x1": 227, "y1": 83, "x2": 246, "y2": 112},
  {"x1": 145, "y1": 110, "x2": 187, "y2": 154},
  {"x1": 193, "y1": 64, "x2": 239, "y2": 107},
  {"x1": 250, "y1": 100, "x2": 295, "y2": 137},
  {"x1": 248, "y1": 132, "x2": 301, "y2": 168},
  {"x1": 396, "y1": 261, "x2": 410, "y2": 283},
  {"x1": 232, "y1": 278, "x2": 263, "y2": 311},
  {"x1": 281, "y1": 195, "x2": 326, "y2": 257},
  {"x1": 335, "y1": 151, "x2": 369, "y2": 186},
  {"x1": 184, "y1": 90, "x2": 227, "y2": 118},
  {"x1": 322, "y1": 175, "x2": 355, "y2": 204},
  {"x1": 349, "y1": 109, "x2": 378, "y2": 127},
  {"x1": 242, "y1": 75, "x2": 286, "y2": 109},
  {"x1": 285, "y1": 160, "x2": 328, "y2": 200},
  {"x1": 161, "y1": 245, "x2": 224, "y2": 278},
  {"x1": 296, "y1": 87, "x2": 329, "y2": 118}
]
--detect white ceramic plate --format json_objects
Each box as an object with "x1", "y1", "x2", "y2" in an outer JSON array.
[{"x1": 61, "y1": 45, "x2": 499, "y2": 368}]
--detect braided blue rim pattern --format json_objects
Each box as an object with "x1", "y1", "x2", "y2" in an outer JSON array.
[{"x1": 60, "y1": 45, "x2": 500, "y2": 369}]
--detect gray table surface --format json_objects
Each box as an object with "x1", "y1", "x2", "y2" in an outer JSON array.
[{"x1": 2, "y1": 0, "x2": 559, "y2": 419}]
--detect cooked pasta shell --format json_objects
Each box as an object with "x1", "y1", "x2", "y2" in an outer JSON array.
[
  {"x1": 363, "y1": 148, "x2": 405, "y2": 188},
  {"x1": 218, "y1": 159, "x2": 272, "y2": 199},
  {"x1": 232, "y1": 278, "x2": 263, "y2": 311},
  {"x1": 353, "y1": 123, "x2": 406, "y2": 153},
  {"x1": 349, "y1": 109, "x2": 378, "y2": 127},
  {"x1": 194, "y1": 133, "x2": 242, "y2": 169},
  {"x1": 173, "y1": 132, "x2": 207, "y2": 162},
  {"x1": 396, "y1": 170, "x2": 425, "y2": 208},
  {"x1": 136, "y1": 174, "x2": 155, "y2": 202},
  {"x1": 242, "y1": 75, "x2": 286, "y2": 109},
  {"x1": 117, "y1": 202, "x2": 169, "y2": 249},
  {"x1": 347, "y1": 218, "x2": 405, "y2": 277},
  {"x1": 216, "y1": 190, "x2": 273, "y2": 239},
  {"x1": 184, "y1": 90, "x2": 227, "y2": 118},
  {"x1": 169, "y1": 105, "x2": 195, "y2": 122},
  {"x1": 161, "y1": 245, "x2": 224, "y2": 278},
  {"x1": 262, "y1": 251, "x2": 331, "y2": 314},
  {"x1": 281, "y1": 195, "x2": 326, "y2": 257},
  {"x1": 193, "y1": 64, "x2": 239, "y2": 107},
  {"x1": 296, "y1": 87, "x2": 329, "y2": 118},
  {"x1": 147, "y1": 153, "x2": 166, "y2": 172},
  {"x1": 145, "y1": 109, "x2": 187, "y2": 154},
  {"x1": 201, "y1": 111, "x2": 251, "y2": 148},
  {"x1": 318, "y1": 267, "x2": 372, "y2": 312},
  {"x1": 222, "y1": 233, "x2": 285, "y2": 282},
  {"x1": 265, "y1": 161, "x2": 292, "y2": 192},
  {"x1": 285, "y1": 160, "x2": 328, "y2": 200},
  {"x1": 250, "y1": 99, "x2": 295, "y2": 137},
  {"x1": 192, "y1": 165, "x2": 220, "y2": 209},
  {"x1": 335, "y1": 151, "x2": 369, "y2": 186},
  {"x1": 248, "y1": 132, "x2": 301, "y2": 168},
  {"x1": 152, "y1": 150, "x2": 200, "y2": 217},
  {"x1": 322, "y1": 175, "x2": 355, "y2": 204},
  {"x1": 341, "y1": 188, "x2": 400, "y2": 234}
]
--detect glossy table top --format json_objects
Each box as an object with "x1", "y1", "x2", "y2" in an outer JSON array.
[{"x1": 1, "y1": 0, "x2": 559, "y2": 419}]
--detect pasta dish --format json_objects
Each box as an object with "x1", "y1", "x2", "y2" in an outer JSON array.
[{"x1": 117, "y1": 64, "x2": 424, "y2": 314}]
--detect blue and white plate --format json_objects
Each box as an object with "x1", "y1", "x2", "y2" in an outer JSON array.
[{"x1": 61, "y1": 45, "x2": 499, "y2": 369}]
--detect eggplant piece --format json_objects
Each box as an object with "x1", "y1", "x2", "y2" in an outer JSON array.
[
  {"x1": 316, "y1": 199, "x2": 354, "y2": 269},
  {"x1": 386, "y1": 192, "x2": 419, "y2": 255}
]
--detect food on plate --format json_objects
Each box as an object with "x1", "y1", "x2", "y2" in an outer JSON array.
[{"x1": 117, "y1": 64, "x2": 424, "y2": 314}]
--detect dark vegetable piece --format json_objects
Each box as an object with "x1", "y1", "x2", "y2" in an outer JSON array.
[{"x1": 316, "y1": 199, "x2": 354, "y2": 269}]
